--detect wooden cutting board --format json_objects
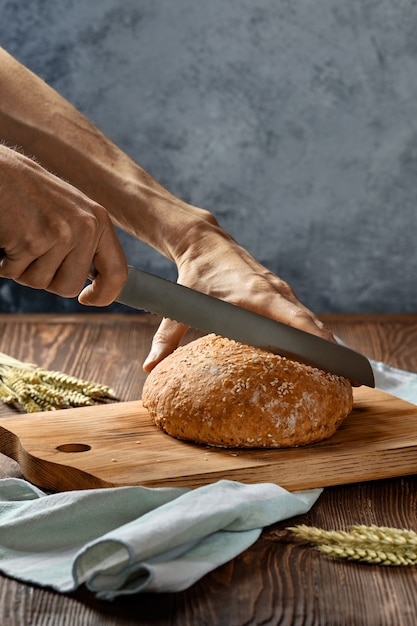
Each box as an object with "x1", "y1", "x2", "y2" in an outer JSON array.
[{"x1": 1, "y1": 386, "x2": 417, "y2": 492}]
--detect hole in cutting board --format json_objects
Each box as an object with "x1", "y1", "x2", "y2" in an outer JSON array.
[{"x1": 56, "y1": 443, "x2": 91, "y2": 453}]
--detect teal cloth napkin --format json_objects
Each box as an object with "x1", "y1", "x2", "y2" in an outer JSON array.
[
  {"x1": 0, "y1": 478, "x2": 321, "y2": 598},
  {"x1": 336, "y1": 334, "x2": 417, "y2": 405},
  {"x1": 371, "y1": 359, "x2": 417, "y2": 404}
]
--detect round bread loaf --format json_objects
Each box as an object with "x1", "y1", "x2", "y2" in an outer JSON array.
[{"x1": 142, "y1": 334, "x2": 353, "y2": 448}]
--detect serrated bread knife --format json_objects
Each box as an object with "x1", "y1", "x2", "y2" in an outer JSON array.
[{"x1": 115, "y1": 266, "x2": 375, "y2": 387}]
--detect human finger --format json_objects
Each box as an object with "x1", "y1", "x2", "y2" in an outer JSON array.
[
  {"x1": 229, "y1": 273, "x2": 335, "y2": 343},
  {"x1": 143, "y1": 317, "x2": 189, "y2": 372},
  {"x1": 77, "y1": 227, "x2": 128, "y2": 307},
  {"x1": 4, "y1": 244, "x2": 87, "y2": 296}
]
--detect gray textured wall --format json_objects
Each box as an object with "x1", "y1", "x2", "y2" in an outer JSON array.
[{"x1": 1, "y1": 0, "x2": 417, "y2": 314}]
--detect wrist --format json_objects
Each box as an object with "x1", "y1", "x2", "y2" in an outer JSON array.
[
  {"x1": 102, "y1": 166, "x2": 221, "y2": 264},
  {"x1": 171, "y1": 206, "x2": 237, "y2": 272}
]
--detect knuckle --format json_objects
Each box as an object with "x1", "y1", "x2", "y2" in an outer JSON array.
[
  {"x1": 290, "y1": 308, "x2": 313, "y2": 325},
  {"x1": 0, "y1": 265, "x2": 16, "y2": 279},
  {"x1": 49, "y1": 283, "x2": 81, "y2": 298},
  {"x1": 152, "y1": 320, "x2": 185, "y2": 346},
  {"x1": 28, "y1": 277, "x2": 52, "y2": 290},
  {"x1": 229, "y1": 274, "x2": 274, "y2": 308},
  {"x1": 152, "y1": 327, "x2": 173, "y2": 346}
]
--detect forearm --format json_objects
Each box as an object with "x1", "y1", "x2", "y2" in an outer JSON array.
[
  {"x1": 0, "y1": 47, "x2": 212, "y2": 263},
  {"x1": 0, "y1": 48, "x2": 334, "y2": 360}
]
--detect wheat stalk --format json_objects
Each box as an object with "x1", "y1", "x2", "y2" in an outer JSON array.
[
  {"x1": 318, "y1": 544, "x2": 417, "y2": 566},
  {"x1": 287, "y1": 524, "x2": 417, "y2": 566},
  {"x1": 0, "y1": 352, "x2": 117, "y2": 412}
]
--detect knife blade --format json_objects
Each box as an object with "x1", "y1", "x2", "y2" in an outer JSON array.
[{"x1": 115, "y1": 266, "x2": 375, "y2": 387}]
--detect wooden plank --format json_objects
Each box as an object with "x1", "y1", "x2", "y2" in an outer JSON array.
[
  {"x1": 1, "y1": 386, "x2": 417, "y2": 491},
  {"x1": 2, "y1": 314, "x2": 417, "y2": 626}
]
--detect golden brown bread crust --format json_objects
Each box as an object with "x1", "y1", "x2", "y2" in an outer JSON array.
[{"x1": 142, "y1": 334, "x2": 353, "y2": 448}]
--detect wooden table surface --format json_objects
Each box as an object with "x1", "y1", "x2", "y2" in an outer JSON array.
[{"x1": 1, "y1": 312, "x2": 417, "y2": 626}]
